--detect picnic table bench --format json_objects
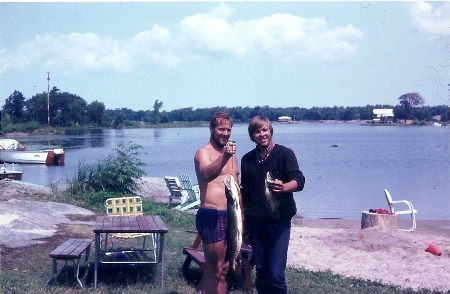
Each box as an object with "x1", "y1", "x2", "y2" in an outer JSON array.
[{"x1": 47, "y1": 238, "x2": 93, "y2": 288}]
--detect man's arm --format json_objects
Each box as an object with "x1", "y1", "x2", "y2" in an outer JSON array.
[
  {"x1": 270, "y1": 147, "x2": 305, "y2": 193},
  {"x1": 270, "y1": 179, "x2": 298, "y2": 193},
  {"x1": 194, "y1": 147, "x2": 233, "y2": 182}
]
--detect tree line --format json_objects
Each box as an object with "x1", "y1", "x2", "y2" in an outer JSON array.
[{"x1": 1, "y1": 88, "x2": 449, "y2": 134}]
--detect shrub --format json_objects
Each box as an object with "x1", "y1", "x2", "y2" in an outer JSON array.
[{"x1": 65, "y1": 142, "x2": 146, "y2": 206}]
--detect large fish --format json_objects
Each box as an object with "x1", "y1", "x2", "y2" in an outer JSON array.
[
  {"x1": 265, "y1": 171, "x2": 279, "y2": 213},
  {"x1": 224, "y1": 175, "x2": 242, "y2": 272}
]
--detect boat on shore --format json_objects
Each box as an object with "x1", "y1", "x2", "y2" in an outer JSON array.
[
  {"x1": 0, "y1": 139, "x2": 65, "y2": 165},
  {"x1": 0, "y1": 163, "x2": 23, "y2": 181}
]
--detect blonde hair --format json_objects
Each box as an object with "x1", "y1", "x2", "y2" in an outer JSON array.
[
  {"x1": 210, "y1": 112, "x2": 233, "y2": 128},
  {"x1": 247, "y1": 115, "x2": 273, "y2": 141}
]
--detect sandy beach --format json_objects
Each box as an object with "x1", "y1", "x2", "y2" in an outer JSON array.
[
  {"x1": 289, "y1": 218, "x2": 450, "y2": 292},
  {"x1": 1, "y1": 178, "x2": 449, "y2": 292}
]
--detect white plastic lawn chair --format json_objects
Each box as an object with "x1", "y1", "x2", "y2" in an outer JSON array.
[
  {"x1": 384, "y1": 189, "x2": 418, "y2": 231},
  {"x1": 165, "y1": 176, "x2": 188, "y2": 206},
  {"x1": 173, "y1": 174, "x2": 200, "y2": 211}
]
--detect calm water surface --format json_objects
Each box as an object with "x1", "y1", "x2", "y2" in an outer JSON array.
[{"x1": 8, "y1": 123, "x2": 450, "y2": 220}]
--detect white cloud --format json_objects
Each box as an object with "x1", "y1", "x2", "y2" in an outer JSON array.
[
  {"x1": 409, "y1": 2, "x2": 450, "y2": 38},
  {"x1": 131, "y1": 25, "x2": 182, "y2": 68},
  {"x1": 210, "y1": 2, "x2": 234, "y2": 18},
  {"x1": 179, "y1": 7, "x2": 363, "y2": 62},
  {"x1": 1, "y1": 33, "x2": 133, "y2": 73},
  {"x1": 0, "y1": 3, "x2": 363, "y2": 74}
]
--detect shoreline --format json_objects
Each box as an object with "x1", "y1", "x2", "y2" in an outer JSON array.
[
  {"x1": 3, "y1": 177, "x2": 450, "y2": 225},
  {"x1": 299, "y1": 217, "x2": 450, "y2": 232}
]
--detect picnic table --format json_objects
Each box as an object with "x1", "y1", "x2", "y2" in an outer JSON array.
[{"x1": 92, "y1": 215, "x2": 168, "y2": 288}]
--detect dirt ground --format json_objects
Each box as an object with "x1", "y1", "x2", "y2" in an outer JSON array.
[{"x1": 1, "y1": 178, "x2": 449, "y2": 292}]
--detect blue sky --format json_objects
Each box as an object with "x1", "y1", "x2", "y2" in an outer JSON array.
[{"x1": 1, "y1": 1, "x2": 449, "y2": 112}]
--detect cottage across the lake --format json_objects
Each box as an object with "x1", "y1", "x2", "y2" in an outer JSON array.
[{"x1": 372, "y1": 109, "x2": 394, "y2": 123}]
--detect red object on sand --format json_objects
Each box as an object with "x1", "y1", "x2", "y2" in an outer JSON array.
[{"x1": 425, "y1": 241, "x2": 442, "y2": 256}]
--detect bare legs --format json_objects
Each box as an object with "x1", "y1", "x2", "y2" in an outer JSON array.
[{"x1": 197, "y1": 239, "x2": 229, "y2": 294}]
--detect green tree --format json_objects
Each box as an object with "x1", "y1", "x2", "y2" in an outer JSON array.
[
  {"x1": 358, "y1": 105, "x2": 375, "y2": 120},
  {"x1": 87, "y1": 101, "x2": 105, "y2": 125},
  {"x1": 413, "y1": 108, "x2": 427, "y2": 121},
  {"x1": 338, "y1": 107, "x2": 357, "y2": 121},
  {"x1": 0, "y1": 111, "x2": 12, "y2": 133},
  {"x1": 168, "y1": 107, "x2": 195, "y2": 122},
  {"x1": 393, "y1": 105, "x2": 407, "y2": 120},
  {"x1": 398, "y1": 92, "x2": 425, "y2": 119},
  {"x1": 304, "y1": 107, "x2": 322, "y2": 120},
  {"x1": 3, "y1": 90, "x2": 26, "y2": 123},
  {"x1": 153, "y1": 99, "x2": 163, "y2": 124},
  {"x1": 50, "y1": 89, "x2": 88, "y2": 126},
  {"x1": 24, "y1": 92, "x2": 48, "y2": 124},
  {"x1": 320, "y1": 107, "x2": 337, "y2": 120},
  {"x1": 112, "y1": 110, "x2": 125, "y2": 128}
]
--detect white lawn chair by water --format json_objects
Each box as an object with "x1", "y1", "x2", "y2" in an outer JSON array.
[
  {"x1": 173, "y1": 174, "x2": 200, "y2": 211},
  {"x1": 384, "y1": 189, "x2": 418, "y2": 231},
  {"x1": 165, "y1": 176, "x2": 188, "y2": 206}
]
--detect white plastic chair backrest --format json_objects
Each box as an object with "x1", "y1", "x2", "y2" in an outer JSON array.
[
  {"x1": 165, "y1": 176, "x2": 183, "y2": 197},
  {"x1": 384, "y1": 189, "x2": 395, "y2": 213},
  {"x1": 180, "y1": 174, "x2": 200, "y2": 201},
  {"x1": 180, "y1": 174, "x2": 193, "y2": 189}
]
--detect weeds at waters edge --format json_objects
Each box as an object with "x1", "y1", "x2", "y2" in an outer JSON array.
[{"x1": 0, "y1": 200, "x2": 445, "y2": 294}]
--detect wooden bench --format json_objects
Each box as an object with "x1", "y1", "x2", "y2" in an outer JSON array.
[
  {"x1": 47, "y1": 238, "x2": 93, "y2": 288},
  {"x1": 181, "y1": 230, "x2": 254, "y2": 294}
]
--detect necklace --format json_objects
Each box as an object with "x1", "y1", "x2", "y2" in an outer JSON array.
[{"x1": 257, "y1": 141, "x2": 274, "y2": 163}]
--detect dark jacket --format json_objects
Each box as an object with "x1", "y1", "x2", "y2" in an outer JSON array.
[{"x1": 241, "y1": 144, "x2": 305, "y2": 222}]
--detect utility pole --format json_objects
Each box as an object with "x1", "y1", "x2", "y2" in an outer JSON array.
[
  {"x1": 447, "y1": 83, "x2": 450, "y2": 128},
  {"x1": 47, "y1": 72, "x2": 50, "y2": 127}
]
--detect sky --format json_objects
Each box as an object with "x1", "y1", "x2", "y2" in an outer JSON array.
[{"x1": 1, "y1": 1, "x2": 449, "y2": 112}]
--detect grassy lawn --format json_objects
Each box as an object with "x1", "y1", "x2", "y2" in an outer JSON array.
[{"x1": 0, "y1": 200, "x2": 444, "y2": 294}]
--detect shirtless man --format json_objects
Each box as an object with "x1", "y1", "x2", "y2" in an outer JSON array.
[{"x1": 194, "y1": 112, "x2": 240, "y2": 294}]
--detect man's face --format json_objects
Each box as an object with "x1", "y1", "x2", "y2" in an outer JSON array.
[
  {"x1": 252, "y1": 124, "x2": 272, "y2": 148},
  {"x1": 210, "y1": 120, "x2": 232, "y2": 147}
]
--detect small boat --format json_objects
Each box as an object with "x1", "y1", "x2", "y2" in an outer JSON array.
[
  {"x1": 0, "y1": 139, "x2": 65, "y2": 165},
  {"x1": 0, "y1": 163, "x2": 23, "y2": 181}
]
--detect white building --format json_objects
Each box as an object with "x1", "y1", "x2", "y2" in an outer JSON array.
[
  {"x1": 277, "y1": 116, "x2": 292, "y2": 122},
  {"x1": 372, "y1": 109, "x2": 394, "y2": 123}
]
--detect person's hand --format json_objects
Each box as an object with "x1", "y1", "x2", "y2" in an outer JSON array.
[
  {"x1": 269, "y1": 179, "x2": 284, "y2": 193},
  {"x1": 225, "y1": 140, "x2": 236, "y2": 155}
]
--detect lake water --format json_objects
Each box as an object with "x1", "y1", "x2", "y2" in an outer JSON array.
[{"x1": 8, "y1": 123, "x2": 450, "y2": 220}]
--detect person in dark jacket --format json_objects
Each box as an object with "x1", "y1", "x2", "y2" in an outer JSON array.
[{"x1": 241, "y1": 115, "x2": 305, "y2": 294}]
